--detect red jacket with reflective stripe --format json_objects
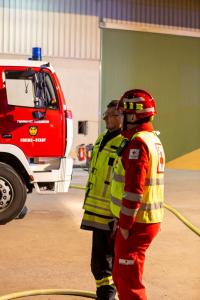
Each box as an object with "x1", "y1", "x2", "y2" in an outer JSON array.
[{"x1": 119, "y1": 122, "x2": 154, "y2": 230}]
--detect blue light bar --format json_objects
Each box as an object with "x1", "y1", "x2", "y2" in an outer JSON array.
[{"x1": 32, "y1": 47, "x2": 42, "y2": 61}]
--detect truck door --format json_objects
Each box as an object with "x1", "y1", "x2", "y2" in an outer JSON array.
[{"x1": 0, "y1": 67, "x2": 65, "y2": 158}]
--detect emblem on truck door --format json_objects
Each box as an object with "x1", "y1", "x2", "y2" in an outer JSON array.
[{"x1": 29, "y1": 126, "x2": 38, "y2": 136}]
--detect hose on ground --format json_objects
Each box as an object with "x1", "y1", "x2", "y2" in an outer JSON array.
[
  {"x1": 164, "y1": 203, "x2": 200, "y2": 236},
  {"x1": 70, "y1": 184, "x2": 86, "y2": 190},
  {"x1": 69, "y1": 184, "x2": 200, "y2": 237},
  {"x1": 1, "y1": 185, "x2": 199, "y2": 299},
  {"x1": 0, "y1": 289, "x2": 96, "y2": 300}
]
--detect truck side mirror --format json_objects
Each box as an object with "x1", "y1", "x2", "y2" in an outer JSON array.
[{"x1": 32, "y1": 111, "x2": 45, "y2": 120}]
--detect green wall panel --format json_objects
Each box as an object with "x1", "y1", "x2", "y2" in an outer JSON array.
[{"x1": 101, "y1": 29, "x2": 200, "y2": 162}]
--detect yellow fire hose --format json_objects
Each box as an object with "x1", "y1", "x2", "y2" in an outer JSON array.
[
  {"x1": 164, "y1": 203, "x2": 200, "y2": 236},
  {"x1": 1, "y1": 184, "x2": 199, "y2": 300},
  {"x1": 0, "y1": 289, "x2": 96, "y2": 299}
]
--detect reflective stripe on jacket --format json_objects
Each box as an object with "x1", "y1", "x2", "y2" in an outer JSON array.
[
  {"x1": 81, "y1": 131, "x2": 123, "y2": 230},
  {"x1": 110, "y1": 131, "x2": 165, "y2": 223}
]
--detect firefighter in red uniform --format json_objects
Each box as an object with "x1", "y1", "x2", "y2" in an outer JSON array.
[{"x1": 110, "y1": 89, "x2": 165, "y2": 300}]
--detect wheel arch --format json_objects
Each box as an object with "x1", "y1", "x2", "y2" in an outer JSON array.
[{"x1": 0, "y1": 152, "x2": 32, "y2": 191}]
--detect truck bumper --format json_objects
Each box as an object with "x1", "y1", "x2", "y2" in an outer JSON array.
[{"x1": 32, "y1": 157, "x2": 73, "y2": 193}]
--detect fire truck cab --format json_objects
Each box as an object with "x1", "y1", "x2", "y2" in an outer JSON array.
[{"x1": 0, "y1": 54, "x2": 73, "y2": 224}]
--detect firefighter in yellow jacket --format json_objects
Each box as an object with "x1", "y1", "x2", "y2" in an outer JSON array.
[
  {"x1": 111, "y1": 89, "x2": 165, "y2": 300},
  {"x1": 81, "y1": 100, "x2": 123, "y2": 300}
]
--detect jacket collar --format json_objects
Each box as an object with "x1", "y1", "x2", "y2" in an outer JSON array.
[{"x1": 122, "y1": 122, "x2": 154, "y2": 139}]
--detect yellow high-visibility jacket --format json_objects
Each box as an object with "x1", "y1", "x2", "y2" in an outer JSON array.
[
  {"x1": 110, "y1": 131, "x2": 165, "y2": 223},
  {"x1": 81, "y1": 130, "x2": 123, "y2": 230}
]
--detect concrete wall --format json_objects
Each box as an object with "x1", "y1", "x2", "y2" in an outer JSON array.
[{"x1": 50, "y1": 57, "x2": 100, "y2": 164}]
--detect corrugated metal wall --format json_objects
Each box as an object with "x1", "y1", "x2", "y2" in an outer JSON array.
[
  {"x1": 0, "y1": 0, "x2": 199, "y2": 60},
  {"x1": 0, "y1": 0, "x2": 100, "y2": 59},
  {"x1": 101, "y1": 0, "x2": 200, "y2": 29}
]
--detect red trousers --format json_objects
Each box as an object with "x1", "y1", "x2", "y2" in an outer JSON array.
[{"x1": 113, "y1": 223, "x2": 160, "y2": 300}]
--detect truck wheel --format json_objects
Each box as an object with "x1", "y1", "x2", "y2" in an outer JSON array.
[{"x1": 0, "y1": 162, "x2": 27, "y2": 225}]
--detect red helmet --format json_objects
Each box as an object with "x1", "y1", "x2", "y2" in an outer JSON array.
[{"x1": 118, "y1": 89, "x2": 156, "y2": 119}]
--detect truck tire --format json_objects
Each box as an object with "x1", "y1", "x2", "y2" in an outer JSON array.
[{"x1": 0, "y1": 162, "x2": 27, "y2": 225}]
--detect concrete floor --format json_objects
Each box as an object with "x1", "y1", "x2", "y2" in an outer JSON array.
[{"x1": 0, "y1": 168, "x2": 199, "y2": 300}]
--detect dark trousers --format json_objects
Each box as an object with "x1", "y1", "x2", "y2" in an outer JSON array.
[{"x1": 91, "y1": 229, "x2": 116, "y2": 300}]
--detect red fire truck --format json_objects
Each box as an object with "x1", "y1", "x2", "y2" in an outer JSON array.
[{"x1": 0, "y1": 50, "x2": 73, "y2": 224}]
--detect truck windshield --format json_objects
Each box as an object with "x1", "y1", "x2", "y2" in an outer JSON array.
[{"x1": 5, "y1": 70, "x2": 58, "y2": 109}]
